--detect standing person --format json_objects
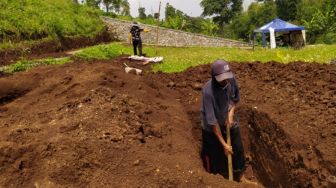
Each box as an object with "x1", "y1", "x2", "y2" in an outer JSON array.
[
  {"x1": 200, "y1": 60, "x2": 246, "y2": 182},
  {"x1": 129, "y1": 21, "x2": 144, "y2": 56}
]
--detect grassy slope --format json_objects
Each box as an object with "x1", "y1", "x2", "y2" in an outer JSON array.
[{"x1": 0, "y1": 0, "x2": 104, "y2": 49}]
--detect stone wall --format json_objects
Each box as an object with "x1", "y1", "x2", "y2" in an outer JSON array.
[{"x1": 101, "y1": 17, "x2": 248, "y2": 47}]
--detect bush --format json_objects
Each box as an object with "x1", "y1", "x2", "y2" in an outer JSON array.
[
  {"x1": 74, "y1": 43, "x2": 130, "y2": 60},
  {"x1": 321, "y1": 33, "x2": 336, "y2": 44},
  {"x1": 0, "y1": 0, "x2": 104, "y2": 42}
]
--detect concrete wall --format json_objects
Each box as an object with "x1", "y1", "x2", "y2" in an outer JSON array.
[{"x1": 101, "y1": 17, "x2": 248, "y2": 47}]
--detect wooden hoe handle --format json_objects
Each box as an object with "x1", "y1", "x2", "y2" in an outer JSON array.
[{"x1": 226, "y1": 124, "x2": 233, "y2": 181}]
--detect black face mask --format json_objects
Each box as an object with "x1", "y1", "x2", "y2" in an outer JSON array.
[
  {"x1": 221, "y1": 82, "x2": 230, "y2": 90},
  {"x1": 212, "y1": 77, "x2": 230, "y2": 90}
]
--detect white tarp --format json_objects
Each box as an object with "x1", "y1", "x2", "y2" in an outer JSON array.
[
  {"x1": 269, "y1": 27, "x2": 276, "y2": 49},
  {"x1": 128, "y1": 56, "x2": 163, "y2": 63},
  {"x1": 302, "y1": 30, "x2": 306, "y2": 46}
]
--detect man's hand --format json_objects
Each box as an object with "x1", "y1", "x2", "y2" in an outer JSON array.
[
  {"x1": 144, "y1": 28, "x2": 150, "y2": 32},
  {"x1": 223, "y1": 143, "x2": 233, "y2": 156}
]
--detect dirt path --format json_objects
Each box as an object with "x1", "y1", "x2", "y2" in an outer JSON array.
[{"x1": 0, "y1": 58, "x2": 335, "y2": 187}]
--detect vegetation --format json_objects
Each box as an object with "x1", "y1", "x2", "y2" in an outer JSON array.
[
  {"x1": 225, "y1": 0, "x2": 336, "y2": 43},
  {"x1": 74, "y1": 43, "x2": 129, "y2": 60},
  {"x1": 72, "y1": 44, "x2": 336, "y2": 71},
  {"x1": 200, "y1": 0, "x2": 243, "y2": 27},
  {"x1": 148, "y1": 45, "x2": 336, "y2": 72},
  {"x1": 0, "y1": 0, "x2": 334, "y2": 48},
  {"x1": 110, "y1": 0, "x2": 335, "y2": 44},
  {"x1": 0, "y1": 0, "x2": 105, "y2": 43},
  {"x1": 0, "y1": 43, "x2": 127, "y2": 73},
  {"x1": 113, "y1": 3, "x2": 220, "y2": 37},
  {"x1": 0, "y1": 57, "x2": 72, "y2": 73},
  {"x1": 0, "y1": 38, "x2": 57, "y2": 51},
  {"x1": 2, "y1": 42, "x2": 334, "y2": 74}
]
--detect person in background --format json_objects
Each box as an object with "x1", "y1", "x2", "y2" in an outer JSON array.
[{"x1": 129, "y1": 21, "x2": 149, "y2": 56}]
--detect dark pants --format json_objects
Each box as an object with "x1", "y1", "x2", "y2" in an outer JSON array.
[
  {"x1": 201, "y1": 125, "x2": 245, "y2": 182},
  {"x1": 132, "y1": 40, "x2": 142, "y2": 56}
]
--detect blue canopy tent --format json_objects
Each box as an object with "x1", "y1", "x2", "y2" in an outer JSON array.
[{"x1": 253, "y1": 18, "x2": 306, "y2": 48}]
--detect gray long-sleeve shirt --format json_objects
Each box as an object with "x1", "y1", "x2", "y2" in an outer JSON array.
[{"x1": 200, "y1": 78, "x2": 240, "y2": 132}]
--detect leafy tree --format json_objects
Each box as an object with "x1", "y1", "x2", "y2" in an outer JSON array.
[
  {"x1": 138, "y1": 7, "x2": 146, "y2": 19},
  {"x1": 164, "y1": 15, "x2": 184, "y2": 29},
  {"x1": 162, "y1": 3, "x2": 187, "y2": 30},
  {"x1": 120, "y1": 0, "x2": 130, "y2": 16},
  {"x1": 164, "y1": 3, "x2": 185, "y2": 20},
  {"x1": 229, "y1": 1, "x2": 276, "y2": 41},
  {"x1": 184, "y1": 17, "x2": 204, "y2": 33},
  {"x1": 165, "y1": 3, "x2": 176, "y2": 19},
  {"x1": 248, "y1": 1, "x2": 277, "y2": 27},
  {"x1": 301, "y1": 0, "x2": 336, "y2": 43},
  {"x1": 86, "y1": 0, "x2": 100, "y2": 8},
  {"x1": 200, "y1": 0, "x2": 243, "y2": 27},
  {"x1": 296, "y1": 0, "x2": 323, "y2": 22},
  {"x1": 201, "y1": 19, "x2": 219, "y2": 36},
  {"x1": 102, "y1": 0, "x2": 112, "y2": 12},
  {"x1": 275, "y1": 0, "x2": 302, "y2": 21},
  {"x1": 112, "y1": 0, "x2": 122, "y2": 14}
]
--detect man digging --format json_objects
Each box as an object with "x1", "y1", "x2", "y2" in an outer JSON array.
[{"x1": 200, "y1": 60, "x2": 255, "y2": 184}]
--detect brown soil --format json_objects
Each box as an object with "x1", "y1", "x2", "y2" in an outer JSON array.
[
  {"x1": 0, "y1": 28, "x2": 115, "y2": 66},
  {"x1": 0, "y1": 58, "x2": 335, "y2": 187}
]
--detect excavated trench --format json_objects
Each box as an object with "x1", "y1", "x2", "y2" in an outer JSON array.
[
  {"x1": 0, "y1": 90, "x2": 29, "y2": 106},
  {"x1": 237, "y1": 106, "x2": 299, "y2": 187},
  {"x1": 187, "y1": 105, "x2": 305, "y2": 187}
]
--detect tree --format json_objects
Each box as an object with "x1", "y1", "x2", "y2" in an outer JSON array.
[
  {"x1": 301, "y1": 0, "x2": 336, "y2": 43},
  {"x1": 296, "y1": 0, "x2": 323, "y2": 22},
  {"x1": 164, "y1": 16, "x2": 184, "y2": 29},
  {"x1": 120, "y1": 0, "x2": 130, "y2": 16},
  {"x1": 248, "y1": 1, "x2": 277, "y2": 27},
  {"x1": 162, "y1": 3, "x2": 188, "y2": 30},
  {"x1": 200, "y1": 0, "x2": 243, "y2": 27},
  {"x1": 102, "y1": 0, "x2": 113, "y2": 12},
  {"x1": 138, "y1": 7, "x2": 146, "y2": 19},
  {"x1": 275, "y1": 0, "x2": 302, "y2": 21},
  {"x1": 184, "y1": 17, "x2": 204, "y2": 33},
  {"x1": 112, "y1": 0, "x2": 122, "y2": 14},
  {"x1": 229, "y1": 1, "x2": 277, "y2": 41},
  {"x1": 201, "y1": 19, "x2": 219, "y2": 36},
  {"x1": 165, "y1": 3, "x2": 176, "y2": 19},
  {"x1": 86, "y1": 0, "x2": 100, "y2": 8},
  {"x1": 165, "y1": 3, "x2": 185, "y2": 20}
]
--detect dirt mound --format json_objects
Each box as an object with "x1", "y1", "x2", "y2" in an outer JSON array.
[{"x1": 0, "y1": 58, "x2": 335, "y2": 187}]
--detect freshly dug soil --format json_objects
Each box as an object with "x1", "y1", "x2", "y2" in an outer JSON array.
[{"x1": 0, "y1": 57, "x2": 335, "y2": 187}]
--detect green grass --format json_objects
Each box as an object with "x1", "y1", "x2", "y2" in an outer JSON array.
[
  {"x1": 0, "y1": 43, "x2": 127, "y2": 73},
  {"x1": 145, "y1": 44, "x2": 336, "y2": 72},
  {"x1": 0, "y1": 0, "x2": 104, "y2": 43},
  {"x1": 0, "y1": 57, "x2": 72, "y2": 73},
  {"x1": 74, "y1": 43, "x2": 335, "y2": 72},
  {"x1": 2, "y1": 43, "x2": 335, "y2": 74},
  {"x1": 74, "y1": 43, "x2": 131, "y2": 60}
]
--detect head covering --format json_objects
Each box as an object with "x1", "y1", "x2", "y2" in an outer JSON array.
[{"x1": 211, "y1": 60, "x2": 233, "y2": 82}]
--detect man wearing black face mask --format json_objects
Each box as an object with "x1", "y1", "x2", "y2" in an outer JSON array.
[{"x1": 200, "y1": 60, "x2": 246, "y2": 182}]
